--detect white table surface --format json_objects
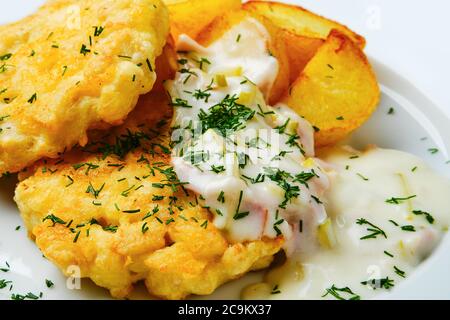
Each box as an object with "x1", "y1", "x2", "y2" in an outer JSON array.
[{"x1": 3, "y1": 0, "x2": 450, "y2": 117}]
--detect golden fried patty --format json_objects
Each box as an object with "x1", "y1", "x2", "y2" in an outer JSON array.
[
  {"x1": 0, "y1": 0, "x2": 169, "y2": 175},
  {"x1": 14, "y1": 88, "x2": 283, "y2": 299}
]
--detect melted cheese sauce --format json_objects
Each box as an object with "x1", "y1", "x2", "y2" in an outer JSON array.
[
  {"x1": 167, "y1": 18, "x2": 329, "y2": 252},
  {"x1": 242, "y1": 147, "x2": 450, "y2": 299}
]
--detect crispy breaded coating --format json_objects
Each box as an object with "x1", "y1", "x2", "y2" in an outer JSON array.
[
  {"x1": 14, "y1": 85, "x2": 283, "y2": 299},
  {"x1": 0, "y1": 0, "x2": 169, "y2": 175}
]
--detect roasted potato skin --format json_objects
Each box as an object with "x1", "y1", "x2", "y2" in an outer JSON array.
[
  {"x1": 265, "y1": 19, "x2": 291, "y2": 105},
  {"x1": 243, "y1": 0, "x2": 365, "y2": 48},
  {"x1": 280, "y1": 30, "x2": 324, "y2": 83},
  {"x1": 164, "y1": 0, "x2": 242, "y2": 41},
  {"x1": 196, "y1": 9, "x2": 290, "y2": 105},
  {"x1": 283, "y1": 30, "x2": 380, "y2": 147}
]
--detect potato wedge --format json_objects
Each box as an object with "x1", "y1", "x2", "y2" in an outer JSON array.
[
  {"x1": 282, "y1": 30, "x2": 380, "y2": 147},
  {"x1": 281, "y1": 30, "x2": 324, "y2": 83},
  {"x1": 163, "y1": 0, "x2": 242, "y2": 41},
  {"x1": 243, "y1": 0, "x2": 365, "y2": 48},
  {"x1": 196, "y1": 10, "x2": 290, "y2": 105}
]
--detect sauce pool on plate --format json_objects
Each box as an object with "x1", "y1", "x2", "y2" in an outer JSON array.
[{"x1": 242, "y1": 147, "x2": 450, "y2": 299}]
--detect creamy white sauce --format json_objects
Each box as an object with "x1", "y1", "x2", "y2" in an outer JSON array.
[
  {"x1": 167, "y1": 17, "x2": 450, "y2": 300},
  {"x1": 167, "y1": 18, "x2": 329, "y2": 252},
  {"x1": 242, "y1": 147, "x2": 450, "y2": 300},
  {"x1": 176, "y1": 18, "x2": 278, "y2": 99}
]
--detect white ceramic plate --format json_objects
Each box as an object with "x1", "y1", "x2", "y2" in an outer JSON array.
[{"x1": 1, "y1": 2, "x2": 449, "y2": 300}]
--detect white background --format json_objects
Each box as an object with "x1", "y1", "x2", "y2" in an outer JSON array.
[{"x1": 2, "y1": 0, "x2": 450, "y2": 117}]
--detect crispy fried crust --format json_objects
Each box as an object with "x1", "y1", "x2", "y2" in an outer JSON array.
[
  {"x1": 14, "y1": 67, "x2": 283, "y2": 299},
  {"x1": 0, "y1": 0, "x2": 169, "y2": 175}
]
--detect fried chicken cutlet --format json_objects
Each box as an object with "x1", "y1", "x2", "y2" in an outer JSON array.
[
  {"x1": 14, "y1": 47, "x2": 283, "y2": 299},
  {"x1": 0, "y1": 0, "x2": 169, "y2": 175}
]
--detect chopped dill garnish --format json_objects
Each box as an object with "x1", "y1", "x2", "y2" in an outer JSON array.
[
  {"x1": 412, "y1": 210, "x2": 434, "y2": 224},
  {"x1": 356, "y1": 218, "x2": 387, "y2": 240},
  {"x1": 386, "y1": 195, "x2": 416, "y2": 204},
  {"x1": 322, "y1": 285, "x2": 360, "y2": 300},
  {"x1": 198, "y1": 94, "x2": 255, "y2": 136},
  {"x1": 361, "y1": 277, "x2": 394, "y2": 290},
  {"x1": 394, "y1": 266, "x2": 406, "y2": 278}
]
